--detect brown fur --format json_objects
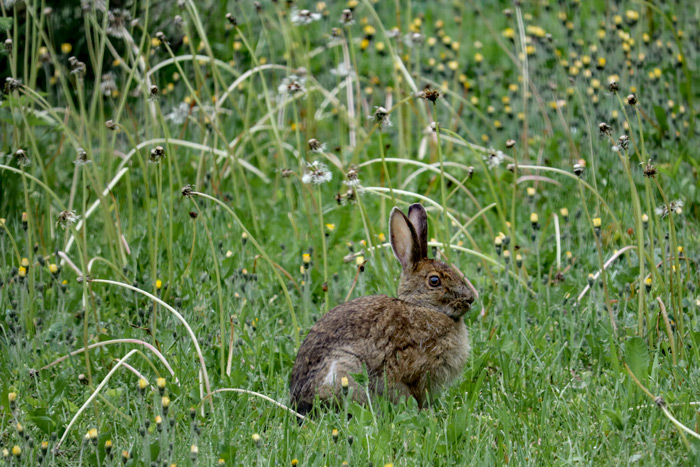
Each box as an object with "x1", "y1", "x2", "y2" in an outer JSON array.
[{"x1": 289, "y1": 204, "x2": 476, "y2": 414}]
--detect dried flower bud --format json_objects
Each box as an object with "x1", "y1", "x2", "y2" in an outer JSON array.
[
  {"x1": 225, "y1": 13, "x2": 237, "y2": 26},
  {"x1": 149, "y1": 84, "x2": 159, "y2": 97},
  {"x1": 598, "y1": 122, "x2": 612, "y2": 135},
  {"x1": 626, "y1": 93, "x2": 637, "y2": 106}
]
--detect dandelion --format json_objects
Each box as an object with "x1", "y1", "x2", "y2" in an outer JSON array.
[
  {"x1": 341, "y1": 376, "x2": 349, "y2": 395},
  {"x1": 330, "y1": 63, "x2": 355, "y2": 78},
  {"x1": 106, "y1": 9, "x2": 131, "y2": 38},
  {"x1": 291, "y1": 9, "x2": 321, "y2": 25},
  {"x1": 644, "y1": 277, "x2": 652, "y2": 293},
  {"x1": 14, "y1": 148, "x2": 30, "y2": 167},
  {"x1": 73, "y1": 148, "x2": 91, "y2": 166},
  {"x1": 56, "y1": 210, "x2": 80, "y2": 230},
  {"x1": 418, "y1": 88, "x2": 440, "y2": 103},
  {"x1": 190, "y1": 445, "x2": 199, "y2": 460},
  {"x1": 149, "y1": 145, "x2": 166, "y2": 163},
  {"x1": 138, "y1": 378, "x2": 148, "y2": 392},
  {"x1": 655, "y1": 200, "x2": 683, "y2": 218},
  {"x1": 11, "y1": 446, "x2": 20, "y2": 458},
  {"x1": 371, "y1": 106, "x2": 392, "y2": 129},
  {"x1": 403, "y1": 33, "x2": 424, "y2": 47},
  {"x1": 252, "y1": 433, "x2": 262, "y2": 447},
  {"x1": 308, "y1": 138, "x2": 327, "y2": 153},
  {"x1": 86, "y1": 428, "x2": 98, "y2": 444},
  {"x1": 278, "y1": 75, "x2": 307, "y2": 95},
  {"x1": 340, "y1": 9, "x2": 354, "y2": 25},
  {"x1": 302, "y1": 161, "x2": 333, "y2": 185},
  {"x1": 641, "y1": 159, "x2": 657, "y2": 177},
  {"x1": 4, "y1": 77, "x2": 22, "y2": 93},
  {"x1": 341, "y1": 168, "x2": 360, "y2": 188},
  {"x1": 332, "y1": 429, "x2": 339, "y2": 442},
  {"x1": 100, "y1": 73, "x2": 117, "y2": 97},
  {"x1": 484, "y1": 150, "x2": 505, "y2": 169},
  {"x1": 530, "y1": 212, "x2": 540, "y2": 230}
]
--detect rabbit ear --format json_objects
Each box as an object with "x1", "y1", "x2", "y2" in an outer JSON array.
[
  {"x1": 390, "y1": 207, "x2": 422, "y2": 270},
  {"x1": 407, "y1": 204, "x2": 428, "y2": 259}
]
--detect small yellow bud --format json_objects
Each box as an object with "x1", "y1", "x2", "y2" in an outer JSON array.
[
  {"x1": 341, "y1": 376, "x2": 349, "y2": 388},
  {"x1": 378, "y1": 232, "x2": 386, "y2": 242},
  {"x1": 302, "y1": 253, "x2": 311, "y2": 264},
  {"x1": 21, "y1": 258, "x2": 29, "y2": 268},
  {"x1": 252, "y1": 433, "x2": 261, "y2": 446},
  {"x1": 18, "y1": 267, "x2": 27, "y2": 278},
  {"x1": 61, "y1": 43, "x2": 72, "y2": 54},
  {"x1": 11, "y1": 446, "x2": 21, "y2": 457},
  {"x1": 155, "y1": 415, "x2": 163, "y2": 425},
  {"x1": 355, "y1": 255, "x2": 365, "y2": 266},
  {"x1": 49, "y1": 263, "x2": 59, "y2": 274},
  {"x1": 190, "y1": 445, "x2": 199, "y2": 455},
  {"x1": 138, "y1": 378, "x2": 148, "y2": 391},
  {"x1": 156, "y1": 279, "x2": 162, "y2": 289},
  {"x1": 526, "y1": 187, "x2": 536, "y2": 197},
  {"x1": 593, "y1": 218, "x2": 602, "y2": 228},
  {"x1": 157, "y1": 377, "x2": 166, "y2": 389},
  {"x1": 560, "y1": 208, "x2": 569, "y2": 218},
  {"x1": 161, "y1": 396, "x2": 171, "y2": 408},
  {"x1": 8, "y1": 392, "x2": 17, "y2": 402},
  {"x1": 326, "y1": 223, "x2": 336, "y2": 231},
  {"x1": 530, "y1": 213, "x2": 539, "y2": 224}
]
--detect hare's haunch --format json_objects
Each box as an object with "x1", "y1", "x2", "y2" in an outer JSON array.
[{"x1": 290, "y1": 204, "x2": 476, "y2": 414}]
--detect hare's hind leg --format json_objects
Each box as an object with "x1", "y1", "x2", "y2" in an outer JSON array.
[{"x1": 316, "y1": 356, "x2": 368, "y2": 407}]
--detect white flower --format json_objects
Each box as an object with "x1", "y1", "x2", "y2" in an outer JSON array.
[
  {"x1": 371, "y1": 106, "x2": 392, "y2": 129},
  {"x1": 100, "y1": 73, "x2": 117, "y2": 97},
  {"x1": 278, "y1": 75, "x2": 306, "y2": 96},
  {"x1": 344, "y1": 168, "x2": 360, "y2": 187},
  {"x1": 330, "y1": 63, "x2": 355, "y2": 78},
  {"x1": 56, "y1": 210, "x2": 81, "y2": 229},
  {"x1": 484, "y1": 150, "x2": 505, "y2": 169},
  {"x1": 106, "y1": 9, "x2": 131, "y2": 39},
  {"x1": 302, "y1": 161, "x2": 333, "y2": 185},
  {"x1": 403, "y1": 33, "x2": 424, "y2": 48},
  {"x1": 290, "y1": 9, "x2": 321, "y2": 26},
  {"x1": 655, "y1": 200, "x2": 684, "y2": 218},
  {"x1": 166, "y1": 102, "x2": 191, "y2": 125}
]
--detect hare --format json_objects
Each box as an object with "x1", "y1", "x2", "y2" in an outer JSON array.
[{"x1": 290, "y1": 204, "x2": 476, "y2": 415}]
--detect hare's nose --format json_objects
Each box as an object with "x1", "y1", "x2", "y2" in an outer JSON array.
[{"x1": 462, "y1": 279, "x2": 478, "y2": 303}]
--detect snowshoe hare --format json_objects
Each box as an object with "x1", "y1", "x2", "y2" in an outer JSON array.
[{"x1": 290, "y1": 204, "x2": 476, "y2": 415}]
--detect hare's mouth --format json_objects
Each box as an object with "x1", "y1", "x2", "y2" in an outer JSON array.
[{"x1": 446, "y1": 298, "x2": 473, "y2": 319}]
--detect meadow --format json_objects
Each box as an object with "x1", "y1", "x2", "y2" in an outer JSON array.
[{"x1": 1, "y1": 0, "x2": 699, "y2": 464}]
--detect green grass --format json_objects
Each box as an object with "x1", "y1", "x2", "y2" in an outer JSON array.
[{"x1": 1, "y1": 0, "x2": 699, "y2": 465}]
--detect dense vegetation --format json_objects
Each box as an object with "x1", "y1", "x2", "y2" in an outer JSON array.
[{"x1": 1, "y1": 0, "x2": 699, "y2": 464}]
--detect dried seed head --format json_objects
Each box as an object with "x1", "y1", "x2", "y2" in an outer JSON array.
[
  {"x1": 4, "y1": 77, "x2": 22, "y2": 93},
  {"x1": 505, "y1": 139, "x2": 516, "y2": 148},
  {"x1": 642, "y1": 159, "x2": 657, "y2": 178},
  {"x1": 340, "y1": 9, "x2": 353, "y2": 25},
  {"x1": 617, "y1": 134, "x2": 629, "y2": 150},
  {"x1": 419, "y1": 88, "x2": 441, "y2": 103},
  {"x1": 573, "y1": 163, "x2": 584, "y2": 177},
  {"x1": 181, "y1": 184, "x2": 194, "y2": 198},
  {"x1": 149, "y1": 84, "x2": 159, "y2": 97},
  {"x1": 307, "y1": 138, "x2": 325, "y2": 153},
  {"x1": 105, "y1": 119, "x2": 118, "y2": 131},
  {"x1": 4, "y1": 39, "x2": 12, "y2": 54},
  {"x1": 149, "y1": 145, "x2": 166, "y2": 163},
  {"x1": 155, "y1": 31, "x2": 168, "y2": 46},
  {"x1": 598, "y1": 122, "x2": 612, "y2": 135},
  {"x1": 626, "y1": 93, "x2": 637, "y2": 106},
  {"x1": 14, "y1": 149, "x2": 30, "y2": 167},
  {"x1": 608, "y1": 80, "x2": 619, "y2": 93}
]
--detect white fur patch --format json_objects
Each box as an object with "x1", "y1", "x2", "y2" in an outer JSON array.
[{"x1": 323, "y1": 360, "x2": 338, "y2": 385}]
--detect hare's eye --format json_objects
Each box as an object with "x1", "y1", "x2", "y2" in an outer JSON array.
[{"x1": 428, "y1": 275, "x2": 441, "y2": 287}]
